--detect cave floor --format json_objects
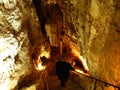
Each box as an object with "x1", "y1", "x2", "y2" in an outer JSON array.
[{"x1": 47, "y1": 75, "x2": 83, "y2": 90}]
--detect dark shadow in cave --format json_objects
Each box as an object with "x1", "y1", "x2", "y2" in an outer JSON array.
[{"x1": 32, "y1": 0, "x2": 46, "y2": 35}]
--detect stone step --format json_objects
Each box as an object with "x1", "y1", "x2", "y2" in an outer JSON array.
[{"x1": 47, "y1": 75, "x2": 83, "y2": 90}]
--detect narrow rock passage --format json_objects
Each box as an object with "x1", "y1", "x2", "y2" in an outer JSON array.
[{"x1": 47, "y1": 75, "x2": 83, "y2": 90}]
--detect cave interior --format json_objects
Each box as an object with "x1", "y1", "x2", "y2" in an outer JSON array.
[{"x1": 0, "y1": 0, "x2": 120, "y2": 90}]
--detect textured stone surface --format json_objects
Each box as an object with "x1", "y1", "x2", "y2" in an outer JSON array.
[
  {"x1": 0, "y1": 0, "x2": 44, "y2": 89},
  {"x1": 63, "y1": 0, "x2": 120, "y2": 89}
]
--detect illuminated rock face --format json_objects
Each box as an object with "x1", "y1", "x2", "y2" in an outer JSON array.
[
  {"x1": 64, "y1": 0, "x2": 120, "y2": 89},
  {"x1": 0, "y1": 0, "x2": 50, "y2": 89},
  {"x1": 0, "y1": 0, "x2": 36, "y2": 90}
]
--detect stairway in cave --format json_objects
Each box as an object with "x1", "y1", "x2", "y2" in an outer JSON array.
[{"x1": 47, "y1": 75, "x2": 83, "y2": 90}]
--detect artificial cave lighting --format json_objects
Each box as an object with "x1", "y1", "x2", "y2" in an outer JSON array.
[
  {"x1": 75, "y1": 69, "x2": 84, "y2": 74},
  {"x1": 33, "y1": 59, "x2": 46, "y2": 71},
  {"x1": 75, "y1": 69, "x2": 90, "y2": 76},
  {"x1": 37, "y1": 63, "x2": 46, "y2": 71},
  {"x1": 72, "y1": 48, "x2": 89, "y2": 71},
  {"x1": 33, "y1": 46, "x2": 50, "y2": 71}
]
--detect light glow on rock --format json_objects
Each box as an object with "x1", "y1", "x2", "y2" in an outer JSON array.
[
  {"x1": 72, "y1": 49, "x2": 89, "y2": 71},
  {"x1": 39, "y1": 46, "x2": 50, "y2": 59},
  {"x1": 37, "y1": 63, "x2": 46, "y2": 71},
  {"x1": 33, "y1": 59, "x2": 46, "y2": 71},
  {"x1": 75, "y1": 69, "x2": 89, "y2": 76},
  {"x1": 75, "y1": 69, "x2": 84, "y2": 74}
]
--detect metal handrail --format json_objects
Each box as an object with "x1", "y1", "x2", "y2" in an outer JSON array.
[{"x1": 73, "y1": 71, "x2": 120, "y2": 89}]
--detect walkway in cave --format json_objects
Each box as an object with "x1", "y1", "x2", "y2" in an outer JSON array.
[{"x1": 47, "y1": 75, "x2": 83, "y2": 90}]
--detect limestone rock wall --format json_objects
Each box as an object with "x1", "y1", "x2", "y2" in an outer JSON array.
[
  {"x1": 64, "y1": 0, "x2": 120, "y2": 89},
  {"x1": 0, "y1": 0, "x2": 46, "y2": 90}
]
